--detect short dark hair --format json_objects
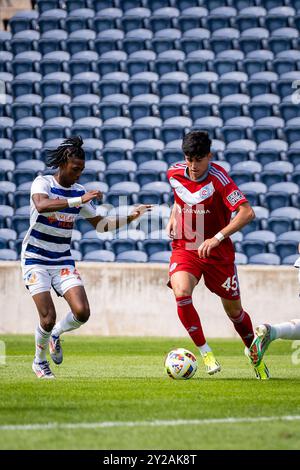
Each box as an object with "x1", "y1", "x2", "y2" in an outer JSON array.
[
  {"x1": 46, "y1": 136, "x2": 85, "y2": 168},
  {"x1": 182, "y1": 131, "x2": 212, "y2": 159}
]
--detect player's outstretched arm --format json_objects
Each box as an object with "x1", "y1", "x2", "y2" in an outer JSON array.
[
  {"x1": 198, "y1": 203, "x2": 255, "y2": 258},
  {"x1": 32, "y1": 191, "x2": 102, "y2": 213},
  {"x1": 87, "y1": 204, "x2": 153, "y2": 232}
]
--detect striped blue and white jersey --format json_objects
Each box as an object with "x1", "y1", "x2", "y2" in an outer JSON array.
[{"x1": 21, "y1": 175, "x2": 96, "y2": 268}]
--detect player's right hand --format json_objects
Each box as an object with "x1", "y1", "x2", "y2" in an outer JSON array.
[
  {"x1": 166, "y1": 219, "x2": 177, "y2": 239},
  {"x1": 82, "y1": 190, "x2": 103, "y2": 204}
]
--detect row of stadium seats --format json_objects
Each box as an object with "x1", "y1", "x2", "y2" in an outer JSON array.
[
  {"x1": 2, "y1": 49, "x2": 300, "y2": 75},
  {"x1": 9, "y1": 3, "x2": 300, "y2": 35},
  {"x1": 1, "y1": 122, "x2": 300, "y2": 146},
  {"x1": 32, "y1": 0, "x2": 300, "y2": 13},
  {"x1": 2, "y1": 74, "x2": 298, "y2": 100},
  {"x1": 0, "y1": 242, "x2": 298, "y2": 265},
  {"x1": 3, "y1": 32, "x2": 300, "y2": 56},
  {"x1": 1, "y1": 205, "x2": 300, "y2": 235},
  {"x1": 2, "y1": 101, "x2": 300, "y2": 126},
  {"x1": 2, "y1": 159, "x2": 300, "y2": 187},
  {"x1": 1, "y1": 144, "x2": 299, "y2": 167},
  {"x1": 1, "y1": 181, "x2": 300, "y2": 209},
  {"x1": 0, "y1": 0, "x2": 299, "y2": 265},
  {"x1": 32, "y1": 0, "x2": 300, "y2": 14},
  {"x1": 0, "y1": 246, "x2": 296, "y2": 266}
]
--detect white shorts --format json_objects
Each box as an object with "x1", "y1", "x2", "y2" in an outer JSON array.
[{"x1": 22, "y1": 265, "x2": 84, "y2": 297}]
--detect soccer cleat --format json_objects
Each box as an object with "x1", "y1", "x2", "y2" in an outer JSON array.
[
  {"x1": 244, "y1": 347, "x2": 271, "y2": 380},
  {"x1": 32, "y1": 360, "x2": 55, "y2": 379},
  {"x1": 248, "y1": 324, "x2": 273, "y2": 366},
  {"x1": 202, "y1": 351, "x2": 221, "y2": 375},
  {"x1": 253, "y1": 360, "x2": 270, "y2": 380},
  {"x1": 49, "y1": 335, "x2": 63, "y2": 365}
]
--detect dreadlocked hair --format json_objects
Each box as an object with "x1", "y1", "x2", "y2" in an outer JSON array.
[{"x1": 46, "y1": 136, "x2": 85, "y2": 168}]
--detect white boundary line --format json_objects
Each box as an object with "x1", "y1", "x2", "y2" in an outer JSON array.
[{"x1": 1, "y1": 415, "x2": 300, "y2": 431}]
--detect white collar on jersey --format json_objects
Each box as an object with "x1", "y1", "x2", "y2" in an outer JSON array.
[{"x1": 184, "y1": 163, "x2": 211, "y2": 182}]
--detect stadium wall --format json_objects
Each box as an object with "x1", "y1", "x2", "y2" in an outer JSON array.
[{"x1": 0, "y1": 262, "x2": 299, "y2": 337}]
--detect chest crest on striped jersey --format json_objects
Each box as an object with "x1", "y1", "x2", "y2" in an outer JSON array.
[{"x1": 169, "y1": 178, "x2": 215, "y2": 207}]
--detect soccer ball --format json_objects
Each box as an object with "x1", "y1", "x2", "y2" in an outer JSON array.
[{"x1": 165, "y1": 348, "x2": 198, "y2": 380}]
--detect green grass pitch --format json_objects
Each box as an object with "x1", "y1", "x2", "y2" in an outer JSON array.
[{"x1": 1, "y1": 335, "x2": 300, "y2": 450}]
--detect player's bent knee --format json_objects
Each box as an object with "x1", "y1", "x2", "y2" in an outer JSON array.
[
  {"x1": 226, "y1": 308, "x2": 241, "y2": 319},
  {"x1": 41, "y1": 313, "x2": 56, "y2": 332},
  {"x1": 172, "y1": 287, "x2": 193, "y2": 298},
  {"x1": 73, "y1": 304, "x2": 90, "y2": 323}
]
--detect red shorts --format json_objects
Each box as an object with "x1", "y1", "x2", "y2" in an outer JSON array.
[{"x1": 168, "y1": 248, "x2": 240, "y2": 301}]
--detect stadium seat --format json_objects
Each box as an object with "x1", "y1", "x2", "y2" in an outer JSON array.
[
  {"x1": 281, "y1": 254, "x2": 300, "y2": 265},
  {"x1": 234, "y1": 251, "x2": 248, "y2": 264},
  {"x1": 148, "y1": 251, "x2": 171, "y2": 263},
  {"x1": 116, "y1": 250, "x2": 147, "y2": 263},
  {"x1": 241, "y1": 239, "x2": 268, "y2": 258},
  {"x1": 0, "y1": 249, "x2": 18, "y2": 261},
  {"x1": 83, "y1": 250, "x2": 115, "y2": 262},
  {"x1": 274, "y1": 239, "x2": 299, "y2": 260},
  {"x1": 142, "y1": 239, "x2": 170, "y2": 257},
  {"x1": 11, "y1": 215, "x2": 29, "y2": 235},
  {"x1": 248, "y1": 253, "x2": 281, "y2": 265}
]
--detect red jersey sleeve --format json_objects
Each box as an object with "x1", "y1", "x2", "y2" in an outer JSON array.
[
  {"x1": 222, "y1": 179, "x2": 248, "y2": 212},
  {"x1": 213, "y1": 164, "x2": 248, "y2": 212}
]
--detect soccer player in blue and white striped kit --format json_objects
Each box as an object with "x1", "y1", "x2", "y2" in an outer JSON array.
[{"x1": 22, "y1": 136, "x2": 151, "y2": 379}]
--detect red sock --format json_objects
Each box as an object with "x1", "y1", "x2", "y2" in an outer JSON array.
[
  {"x1": 230, "y1": 310, "x2": 254, "y2": 348},
  {"x1": 176, "y1": 296, "x2": 206, "y2": 347}
]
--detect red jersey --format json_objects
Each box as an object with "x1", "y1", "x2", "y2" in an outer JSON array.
[{"x1": 166, "y1": 162, "x2": 248, "y2": 264}]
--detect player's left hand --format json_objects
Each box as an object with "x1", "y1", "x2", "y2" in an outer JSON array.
[
  {"x1": 198, "y1": 237, "x2": 220, "y2": 258},
  {"x1": 130, "y1": 204, "x2": 153, "y2": 220}
]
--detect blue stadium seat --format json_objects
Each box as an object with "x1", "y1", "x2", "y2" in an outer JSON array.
[
  {"x1": 223, "y1": 144, "x2": 249, "y2": 162},
  {"x1": 248, "y1": 253, "x2": 281, "y2": 265},
  {"x1": 241, "y1": 239, "x2": 268, "y2": 258},
  {"x1": 148, "y1": 251, "x2": 171, "y2": 263},
  {"x1": 10, "y1": 10, "x2": 39, "y2": 34},
  {"x1": 275, "y1": 240, "x2": 299, "y2": 260},
  {"x1": 11, "y1": 215, "x2": 29, "y2": 235},
  {"x1": 254, "y1": 149, "x2": 281, "y2": 166},
  {"x1": 79, "y1": 239, "x2": 105, "y2": 256},
  {"x1": 131, "y1": 148, "x2": 159, "y2": 165},
  {"x1": 234, "y1": 251, "x2": 248, "y2": 264},
  {"x1": 282, "y1": 254, "x2": 300, "y2": 265},
  {"x1": 142, "y1": 239, "x2": 170, "y2": 256},
  {"x1": 239, "y1": 181, "x2": 267, "y2": 206},
  {"x1": 269, "y1": 207, "x2": 300, "y2": 232},
  {"x1": 11, "y1": 148, "x2": 37, "y2": 165},
  {"x1": 37, "y1": 9, "x2": 67, "y2": 34},
  {"x1": 0, "y1": 249, "x2": 18, "y2": 261},
  {"x1": 83, "y1": 249, "x2": 115, "y2": 262},
  {"x1": 116, "y1": 250, "x2": 147, "y2": 263},
  {"x1": 110, "y1": 239, "x2": 137, "y2": 256},
  {"x1": 252, "y1": 126, "x2": 278, "y2": 144},
  {"x1": 0, "y1": 228, "x2": 17, "y2": 250}
]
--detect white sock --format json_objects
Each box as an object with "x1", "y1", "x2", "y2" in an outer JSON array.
[
  {"x1": 52, "y1": 312, "x2": 85, "y2": 337},
  {"x1": 198, "y1": 343, "x2": 212, "y2": 356},
  {"x1": 272, "y1": 320, "x2": 300, "y2": 340},
  {"x1": 35, "y1": 324, "x2": 51, "y2": 363}
]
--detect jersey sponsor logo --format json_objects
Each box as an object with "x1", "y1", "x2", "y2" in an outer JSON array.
[
  {"x1": 169, "y1": 178, "x2": 215, "y2": 206},
  {"x1": 47, "y1": 212, "x2": 75, "y2": 229},
  {"x1": 177, "y1": 206, "x2": 211, "y2": 215},
  {"x1": 169, "y1": 262, "x2": 178, "y2": 272},
  {"x1": 226, "y1": 190, "x2": 244, "y2": 206}
]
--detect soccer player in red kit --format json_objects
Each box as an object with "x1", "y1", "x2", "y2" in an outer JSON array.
[{"x1": 166, "y1": 130, "x2": 270, "y2": 380}]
